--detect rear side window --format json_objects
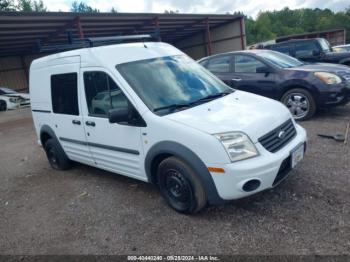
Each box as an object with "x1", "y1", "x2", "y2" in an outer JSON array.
[
  {"x1": 273, "y1": 45, "x2": 290, "y2": 55},
  {"x1": 234, "y1": 55, "x2": 264, "y2": 73},
  {"x1": 207, "y1": 56, "x2": 231, "y2": 73},
  {"x1": 84, "y1": 71, "x2": 129, "y2": 117},
  {"x1": 51, "y1": 73, "x2": 79, "y2": 115}
]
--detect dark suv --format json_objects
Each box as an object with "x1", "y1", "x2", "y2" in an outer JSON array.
[
  {"x1": 198, "y1": 50, "x2": 350, "y2": 120},
  {"x1": 265, "y1": 38, "x2": 350, "y2": 66}
]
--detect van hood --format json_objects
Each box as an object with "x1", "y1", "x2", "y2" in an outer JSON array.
[{"x1": 165, "y1": 91, "x2": 292, "y2": 143}]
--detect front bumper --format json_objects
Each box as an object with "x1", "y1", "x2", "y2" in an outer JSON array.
[
  {"x1": 319, "y1": 84, "x2": 350, "y2": 107},
  {"x1": 207, "y1": 124, "x2": 307, "y2": 200},
  {"x1": 6, "y1": 101, "x2": 20, "y2": 110}
]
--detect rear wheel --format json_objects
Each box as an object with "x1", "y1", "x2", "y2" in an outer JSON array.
[
  {"x1": 157, "y1": 157, "x2": 207, "y2": 214},
  {"x1": 0, "y1": 100, "x2": 7, "y2": 111},
  {"x1": 281, "y1": 88, "x2": 316, "y2": 121},
  {"x1": 44, "y1": 138, "x2": 71, "y2": 170}
]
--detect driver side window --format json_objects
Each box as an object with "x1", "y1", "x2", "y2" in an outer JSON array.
[{"x1": 84, "y1": 71, "x2": 128, "y2": 117}]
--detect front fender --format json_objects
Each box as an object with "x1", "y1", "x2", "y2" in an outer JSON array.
[
  {"x1": 144, "y1": 141, "x2": 224, "y2": 205},
  {"x1": 339, "y1": 58, "x2": 350, "y2": 65},
  {"x1": 279, "y1": 79, "x2": 320, "y2": 99}
]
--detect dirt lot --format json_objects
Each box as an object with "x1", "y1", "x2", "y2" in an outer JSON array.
[{"x1": 0, "y1": 106, "x2": 349, "y2": 255}]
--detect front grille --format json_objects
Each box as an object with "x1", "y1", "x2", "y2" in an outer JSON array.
[
  {"x1": 258, "y1": 119, "x2": 296, "y2": 153},
  {"x1": 336, "y1": 71, "x2": 350, "y2": 88},
  {"x1": 336, "y1": 70, "x2": 350, "y2": 82}
]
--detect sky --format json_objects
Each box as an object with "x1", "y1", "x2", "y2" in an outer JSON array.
[{"x1": 42, "y1": 0, "x2": 350, "y2": 18}]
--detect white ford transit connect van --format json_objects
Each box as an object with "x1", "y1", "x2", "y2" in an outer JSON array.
[{"x1": 30, "y1": 36, "x2": 307, "y2": 214}]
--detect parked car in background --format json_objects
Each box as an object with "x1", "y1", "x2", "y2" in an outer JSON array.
[
  {"x1": 0, "y1": 95, "x2": 21, "y2": 111},
  {"x1": 0, "y1": 87, "x2": 30, "y2": 100},
  {"x1": 30, "y1": 38, "x2": 307, "y2": 214},
  {"x1": 198, "y1": 50, "x2": 350, "y2": 120},
  {"x1": 333, "y1": 44, "x2": 350, "y2": 53},
  {"x1": 0, "y1": 87, "x2": 30, "y2": 111},
  {"x1": 264, "y1": 38, "x2": 350, "y2": 66}
]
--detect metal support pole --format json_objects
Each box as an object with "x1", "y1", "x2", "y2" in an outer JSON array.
[
  {"x1": 20, "y1": 55, "x2": 28, "y2": 84},
  {"x1": 205, "y1": 18, "x2": 212, "y2": 56},
  {"x1": 239, "y1": 17, "x2": 245, "y2": 50},
  {"x1": 76, "y1": 16, "x2": 84, "y2": 39},
  {"x1": 154, "y1": 16, "x2": 161, "y2": 41}
]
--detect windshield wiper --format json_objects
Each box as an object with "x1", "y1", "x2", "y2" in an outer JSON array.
[
  {"x1": 191, "y1": 91, "x2": 233, "y2": 104},
  {"x1": 153, "y1": 103, "x2": 191, "y2": 113},
  {"x1": 153, "y1": 91, "x2": 233, "y2": 113}
]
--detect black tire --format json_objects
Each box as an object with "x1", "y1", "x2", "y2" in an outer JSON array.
[
  {"x1": 281, "y1": 88, "x2": 316, "y2": 121},
  {"x1": 0, "y1": 100, "x2": 7, "y2": 111},
  {"x1": 157, "y1": 156, "x2": 207, "y2": 214},
  {"x1": 44, "y1": 138, "x2": 71, "y2": 170}
]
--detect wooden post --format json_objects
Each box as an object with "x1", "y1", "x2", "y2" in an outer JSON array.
[{"x1": 205, "y1": 18, "x2": 212, "y2": 56}]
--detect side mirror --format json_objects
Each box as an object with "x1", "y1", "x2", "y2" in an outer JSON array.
[
  {"x1": 108, "y1": 108, "x2": 129, "y2": 124},
  {"x1": 312, "y1": 49, "x2": 321, "y2": 56},
  {"x1": 256, "y1": 66, "x2": 271, "y2": 75}
]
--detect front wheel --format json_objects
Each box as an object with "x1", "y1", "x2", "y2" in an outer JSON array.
[
  {"x1": 44, "y1": 138, "x2": 71, "y2": 170},
  {"x1": 157, "y1": 157, "x2": 207, "y2": 214},
  {"x1": 0, "y1": 100, "x2": 7, "y2": 111},
  {"x1": 281, "y1": 88, "x2": 316, "y2": 121}
]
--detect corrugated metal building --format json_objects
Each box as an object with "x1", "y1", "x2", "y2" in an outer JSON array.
[
  {"x1": 0, "y1": 12, "x2": 246, "y2": 91},
  {"x1": 276, "y1": 28, "x2": 346, "y2": 46}
]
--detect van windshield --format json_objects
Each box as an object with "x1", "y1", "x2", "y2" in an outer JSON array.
[{"x1": 116, "y1": 55, "x2": 232, "y2": 115}]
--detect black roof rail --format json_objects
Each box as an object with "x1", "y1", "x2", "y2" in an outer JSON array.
[
  {"x1": 37, "y1": 34, "x2": 158, "y2": 53},
  {"x1": 86, "y1": 34, "x2": 155, "y2": 47}
]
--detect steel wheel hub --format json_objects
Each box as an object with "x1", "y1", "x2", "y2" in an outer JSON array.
[
  {"x1": 285, "y1": 93, "x2": 309, "y2": 119},
  {"x1": 165, "y1": 171, "x2": 190, "y2": 203}
]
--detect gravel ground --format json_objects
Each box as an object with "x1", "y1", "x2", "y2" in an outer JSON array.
[{"x1": 0, "y1": 106, "x2": 349, "y2": 255}]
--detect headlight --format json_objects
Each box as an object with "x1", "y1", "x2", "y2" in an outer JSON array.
[
  {"x1": 314, "y1": 72, "x2": 342, "y2": 84},
  {"x1": 9, "y1": 97, "x2": 19, "y2": 103},
  {"x1": 214, "y1": 132, "x2": 259, "y2": 162}
]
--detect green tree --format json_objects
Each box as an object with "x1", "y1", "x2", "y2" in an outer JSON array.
[
  {"x1": 0, "y1": 0, "x2": 15, "y2": 11},
  {"x1": 17, "y1": 0, "x2": 47, "y2": 11},
  {"x1": 245, "y1": 6, "x2": 350, "y2": 45},
  {"x1": 33, "y1": 0, "x2": 46, "y2": 11},
  {"x1": 71, "y1": 1, "x2": 99, "y2": 13}
]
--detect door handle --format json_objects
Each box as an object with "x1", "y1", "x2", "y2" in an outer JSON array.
[
  {"x1": 72, "y1": 120, "x2": 81, "y2": 125},
  {"x1": 85, "y1": 121, "x2": 96, "y2": 127},
  {"x1": 231, "y1": 78, "x2": 242, "y2": 82}
]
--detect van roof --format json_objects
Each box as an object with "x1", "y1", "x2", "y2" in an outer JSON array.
[{"x1": 30, "y1": 41, "x2": 182, "y2": 69}]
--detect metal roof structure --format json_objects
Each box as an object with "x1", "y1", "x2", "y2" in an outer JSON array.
[
  {"x1": 276, "y1": 28, "x2": 346, "y2": 46},
  {"x1": 0, "y1": 11, "x2": 244, "y2": 57}
]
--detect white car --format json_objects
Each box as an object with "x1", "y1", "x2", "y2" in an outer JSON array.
[
  {"x1": 0, "y1": 87, "x2": 30, "y2": 111},
  {"x1": 30, "y1": 37, "x2": 307, "y2": 214},
  {"x1": 0, "y1": 94, "x2": 21, "y2": 111},
  {"x1": 333, "y1": 44, "x2": 350, "y2": 53}
]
